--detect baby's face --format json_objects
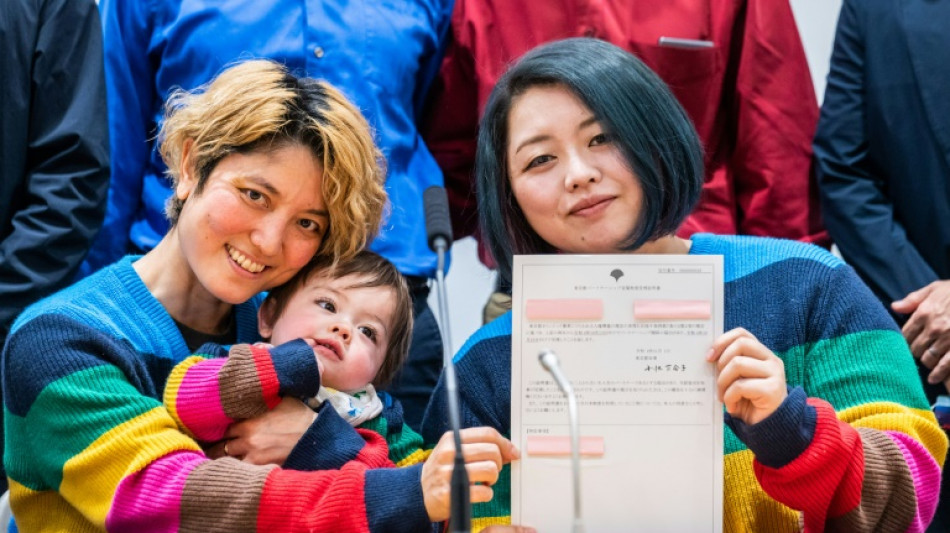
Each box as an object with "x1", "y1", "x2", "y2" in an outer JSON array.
[{"x1": 265, "y1": 274, "x2": 394, "y2": 392}]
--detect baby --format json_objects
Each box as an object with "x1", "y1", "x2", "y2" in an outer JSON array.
[{"x1": 164, "y1": 250, "x2": 425, "y2": 466}]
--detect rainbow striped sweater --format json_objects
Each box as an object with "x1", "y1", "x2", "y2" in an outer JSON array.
[
  {"x1": 163, "y1": 341, "x2": 430, "y2": 470},
  {"x1": 421, "y1": 234, "x2": 948, "y2": 532},
  {"x1": 3, "y1": 256, "x2": 431, "y2": 532}
]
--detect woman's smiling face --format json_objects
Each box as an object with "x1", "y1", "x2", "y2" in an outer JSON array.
[
  {"x1": 174, "y1": 142, "x2": 329, "y2": 305},
  {"x1": 506, "y1": 84, "x2": 643, "y2": 254}
]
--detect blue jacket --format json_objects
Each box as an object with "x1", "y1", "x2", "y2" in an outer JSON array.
[
  {"x1": 813, "y1": 0, "x2": 950, "y2": 308},
  {"x1": 85, "y1": 0, "x2": 453, "y2": 278}
]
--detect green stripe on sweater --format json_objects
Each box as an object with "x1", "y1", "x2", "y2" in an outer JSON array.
[
  {"x1": 790, "y1": 329, "x2": 927, "y2": 411},
  {"x1": 6, "y1": 365, "x2": 159, "y2": 490},
  {"x1": 724, "y1": 329, "x2": 926, "y2": 455}
]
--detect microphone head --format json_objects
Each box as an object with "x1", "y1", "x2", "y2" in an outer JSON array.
[
  {"x1": 423, "y1": 186, "x2": 453, "y2": 252},
  {"x1": 538, "y1": 349, "x2": 559, "y2": 372}
]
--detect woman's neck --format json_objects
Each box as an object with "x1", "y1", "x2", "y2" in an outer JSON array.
[
  {"x1": 633, "y1": 235, "x2": 692, "y2": 255},
  {"x1": 133, "y1": 230, "x2": 234, "y2": 334}
]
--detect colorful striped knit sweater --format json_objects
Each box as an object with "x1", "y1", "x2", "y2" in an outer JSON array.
[
  {"x1": 163, "y1": 340, "x2": 430, "y2": 470},
  {"x1": 3, "y1": 256, "x2": 431, "y2": 532},
  {"x1": 421, "y1": 234, "x2": 948, "y2": 532}
]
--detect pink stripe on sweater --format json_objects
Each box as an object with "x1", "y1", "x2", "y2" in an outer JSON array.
[
  {"x1": 176, "y1": 358, "x2": 232, "y2": 441},
  {"x1": 107, "y1": 450, "x2": 204, "y2": 532},
  {"x1": 884, "y1": 431, "x2": 942, "y2": 533}
]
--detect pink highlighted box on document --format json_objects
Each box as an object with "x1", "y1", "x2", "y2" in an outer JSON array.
[
  {"x1": 525, "y1": 435, "x2": 606, "y2": 457},
  {"x1": 524, "y1": 299, "x2": 603, "y2": 321},
  {"x1": 633, "y1": 300, "x2": 711, "y2": 320}
]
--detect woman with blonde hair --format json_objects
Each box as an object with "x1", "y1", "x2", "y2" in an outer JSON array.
[{"x1": 3, "y1": 60, "x2": 514, "y2": 532}]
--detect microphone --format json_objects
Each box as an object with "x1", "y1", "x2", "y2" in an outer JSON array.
[
  {"x1": 423, "y1": 186, "x2": 469, "y2": 533},
  {"x1": 538, "y1": 349, "x2": 584, "y2": 533}
]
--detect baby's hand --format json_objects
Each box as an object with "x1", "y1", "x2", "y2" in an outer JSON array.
[{"x1": 301, "y1": 338, "x2": 325, "y2": 377}]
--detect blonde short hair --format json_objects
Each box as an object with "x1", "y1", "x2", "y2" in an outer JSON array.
[{"x1": 159, "y1": 59, "x2": 387, "y2": 263}]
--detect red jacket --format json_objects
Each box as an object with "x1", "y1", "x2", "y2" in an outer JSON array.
[{"x1": 422, "y1": 0, "x2": 827, "y2": 265}]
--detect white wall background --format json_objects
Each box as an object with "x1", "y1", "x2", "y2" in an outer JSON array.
[{"x1": 430, "y1": 0, "x2": 843, "y2": 354}]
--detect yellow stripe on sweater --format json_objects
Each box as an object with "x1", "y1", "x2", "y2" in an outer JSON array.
[
  {"x1": 837, "y1": 402, "x2": 947, "y2": 467},
  {"x1": 9, "y1": 480, "x2": 101, "y2": 533},
  {"x1": 395, "y1": 448, "x2": 431, "y2": 467},
  {"x1": 162, "y1": 355, "x2": 207, "y2": 440},
  {"x1": 723, "y1": 449, "x2": 800, "y2": 532},
  {"x1": 473, "y1": 515, "x2": 510, "y2": 532},
  {"x1": 58, "y1": 406, "x2": 202, "y2": 526}
]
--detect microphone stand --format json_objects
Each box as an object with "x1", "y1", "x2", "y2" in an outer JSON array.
[
  {"x1": 423, "y1": 186, "x2": 470, "y2": 533},
  {"x1": 432, "y1": 235, "x2": 470, "y2": 533},
  {"x1": 539, "y1": 349, "x2": 584, "y2": 533}
]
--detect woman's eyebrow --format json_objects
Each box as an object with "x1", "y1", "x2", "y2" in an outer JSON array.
[
  {"x1": 241, "y1": 174, "x2": 280, "y2": 195},
  {"x1": 577, "y1": 116, "x2": 598, "y2": 130},
  {"x1": 241, "y1": 175, "x2": 328, "y2": 217},
  {"x1": 514, "y1": 134, "x2": 551, "y2": 155}
]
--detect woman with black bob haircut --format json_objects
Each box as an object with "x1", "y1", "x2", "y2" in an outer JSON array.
[
  {"x1": 423, "y1": 38, "x2": 945, "y2": 531},
  {"x1": 476, "y1": 37, "x2": 702, "y2": 288}
]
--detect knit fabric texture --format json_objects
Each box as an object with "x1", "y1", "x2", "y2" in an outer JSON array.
[
  {"x1": 421, "y1": 234, "x2": 948, "y2": 532},
  {"x1": 3, "y1": 256, "x2": 430, "y2": 532}
]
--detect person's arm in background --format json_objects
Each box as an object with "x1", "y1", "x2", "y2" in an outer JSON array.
[
  {"x1": 419, "y1": 2, "x2": 482, "y2": 241},
  {"x1": 730, "y1": 0, "x2": 827, "y2": 246},
  {"x1": 813, "y1": 0, "x2": 937, "y2": 303},
  {"x1": 80, "y1": 0, "x2": 157, "y2": 276},
  {"x1": 813, "y1": 0, "x2": 950, "y2": 388},
  {"x1": 0, "y1": 0, "x2": 109, "y2": 340}
]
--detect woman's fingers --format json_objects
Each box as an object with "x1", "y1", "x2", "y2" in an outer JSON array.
[
  {"x1": 716, "y1": 355, "x2": 772, "y2": 400},
  {"x1": 469, "y1": 483, "x2": 496, "y2": 504},
  {"x1": 708, "y1": 327, "x2": 786, "y2": 425},
  {"x1": 706, "y1": 327, "x2": 752, "y2": 362},
  {"x1": 422, "y1": 427, "x2": 519, "y2": 522}
]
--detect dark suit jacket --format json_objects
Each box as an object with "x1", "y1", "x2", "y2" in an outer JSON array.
[
  {"x1": 814, "y1": 0, "x2": 950, "y2": 309},
  {"x1": 0, "y1": 0, "x2": 110, "y2": 343}
]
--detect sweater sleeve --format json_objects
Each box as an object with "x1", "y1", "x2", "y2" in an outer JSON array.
[
  {"x1": 163, "y1": 340, "x2": 321, "y2": 442},
  {"x1": 728, "y1": 264, "x2": 947, "y2": 532},
  {"x1": 4, "y1": 315, "x2": 430, "y2": 533}
]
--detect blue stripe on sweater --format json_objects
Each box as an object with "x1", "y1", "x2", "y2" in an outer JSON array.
[
  {"x1": 4, "y1": 256, "x2": 265, "y2": 416},
  {"x1": 4, "y1": 314, "x2": 164, "y2": 416},
  {"x1": 722, "y1": 257, "x2": 895, "y2": 353},
  {"x1": 453, "y1": 312, "x2": 512, "y2": 364},
  {"x1": 690, "y1": 233, "x2": 843, "y2": 283}
]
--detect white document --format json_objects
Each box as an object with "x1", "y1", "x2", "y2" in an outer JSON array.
[{"x1": 511, "y1": 254, "x2": 724, "y2": 532}]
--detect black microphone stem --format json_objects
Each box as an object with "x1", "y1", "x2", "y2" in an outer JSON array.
[{"x1": 433, "y1": 237, "x2": 470, "y2": 533}]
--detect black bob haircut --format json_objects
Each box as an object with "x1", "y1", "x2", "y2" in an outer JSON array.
[{"x1": 476, "y1": 37, "x2": 704, "y2": 287}]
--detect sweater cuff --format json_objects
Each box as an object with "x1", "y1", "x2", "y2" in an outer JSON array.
[
  {"x1": 364, "y1": 464, "x2": 431, "y2": 532},
  {"x1": 725, "y1": 385, "x2": 816, "y2": 469},
  {"x1": 284, "y1": 402, "x2": 365, "y2": 471},
  {"x1": 270, "y1": 339, "x2": 321, "y2": 398}
]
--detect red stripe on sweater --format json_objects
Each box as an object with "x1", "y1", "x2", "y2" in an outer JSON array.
[
  {"x1": 754, "y1": 398, "x2": 864, "y2": 531},
  {"x1": 249, "y1": 344, "x2": 281, "y2": 409},
  {"x1": 355, "y1": 428, "x2": 398, "y2": 468},
  {"x1": 256, "y1": 464, "x2": 371, "y2": 532}
]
